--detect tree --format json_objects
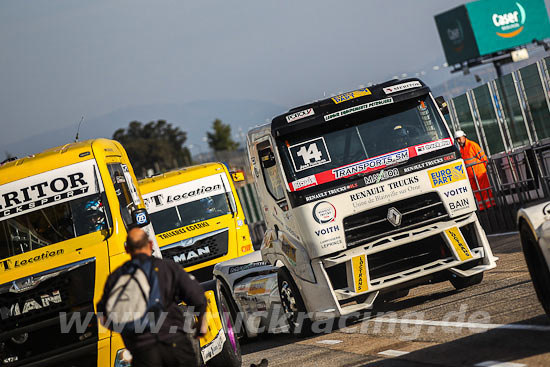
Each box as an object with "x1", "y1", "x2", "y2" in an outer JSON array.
[
  {"x1": 113, "y1": 120, "x2": 192, "y2": 177},
  {"x1": 206, "y1": 119, "x2": 239, "y2": 151}
]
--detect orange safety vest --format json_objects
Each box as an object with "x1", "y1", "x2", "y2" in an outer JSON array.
[{"x1": 459, "y1": 139, "x2": 487, "y2": 178}]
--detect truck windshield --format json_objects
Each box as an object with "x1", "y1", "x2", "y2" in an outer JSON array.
[
  {"x1": 143, "y1": 172, "x2": 234, "y2": 235},
  {"x1": 278, "y1": 95, "x2": 451, "y2": 189},
  {"x1": 149, "y1": 194, "x2": 231, "y2": 235},
  {"x1": 0, "y1": 193, "x2": 108, "y2": 260},
  {"x1": 0, "y1": 160, "x2": 107, "y2": 260}
]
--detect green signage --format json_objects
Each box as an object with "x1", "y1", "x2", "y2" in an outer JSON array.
[
  {"x1": 435, "y1": 0, "x2": 550, "y2": 64},
  {"x1": 435, "y1": 6, "x2": 480, "y2": 65},
  {"x1": 466, "y1": 0, "x2": 550, "y2": 55}
]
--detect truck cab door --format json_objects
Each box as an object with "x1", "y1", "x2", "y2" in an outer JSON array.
[{"x1": 255, "y1": 139, "x2": 299, "y2": 243}]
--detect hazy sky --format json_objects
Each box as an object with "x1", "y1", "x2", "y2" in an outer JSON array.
[{"x1": 1, "y1": 0, "x2": 548, "y2": 148}]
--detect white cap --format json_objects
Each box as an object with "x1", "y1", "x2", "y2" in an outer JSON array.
[{"x1": 454, "y1": 130, "x2": 466, "y2": 139}]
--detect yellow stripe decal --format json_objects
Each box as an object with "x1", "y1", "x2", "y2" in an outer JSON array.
[
  {"x1": 352, "y1": 254, "x2": 368, "y2": 293},
  {"x1": 445, "y1": 227, "x2": 472, "y2": 261}
]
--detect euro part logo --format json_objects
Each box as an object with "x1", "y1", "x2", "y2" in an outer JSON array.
[
  {"x1": 427, "y1": 163, "x2": 466, "y2": 188},
  {"x1": 331, "y1": 88, "x2": 371, "y2": 104},
  {"x1": 492, "y1": 2, "x2": 526, "y2": 38},
  {"x1": 312, "y1": 201, "x2": 336, "y2": 224}
]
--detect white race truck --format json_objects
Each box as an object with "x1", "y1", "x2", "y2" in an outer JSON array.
[
  {"x1": 518, "y1": 203, "x2": 550, "y2": 317},
  {"x1": 214, "y1": 79, "x2": 498, "y2": 336}
]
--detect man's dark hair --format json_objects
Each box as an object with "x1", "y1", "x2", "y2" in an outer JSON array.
[{"x1": 126, "y1": 229, "x2": 150, "y2": 252}]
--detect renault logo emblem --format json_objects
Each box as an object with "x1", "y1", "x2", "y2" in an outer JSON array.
[{"x1": 387, "y1": 207, "x2": 402, "y2": 227}]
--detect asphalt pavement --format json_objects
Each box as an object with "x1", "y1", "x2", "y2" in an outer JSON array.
[{"x1": 242, "y1": 233, "x2": 550, "y2": 367}]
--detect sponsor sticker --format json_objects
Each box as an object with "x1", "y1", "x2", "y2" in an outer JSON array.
[
  {"x1": 291, "y1": 175, "x2": 317, "y2": 191},
  {"x1": 282, "y1": 242, "x2": 297, "y2": 265},
  {"x1": 248, "y1": 279, "x2": 268, "y2": 295},
  {"x1": 443, "y1": 186, "x2": 469, "y2": 198},
  {"x1": 383, "y1": 81, "x2": 422, "y2": 94},
  {"x1": 445, "y1": 227, "x2": 472, "y2": 261},
  {"x1": 200, "y1": 290, "x2": 226, "y2": 361},
  {"x1": 403, "y1": 155, "x2": 450, "y2": 174},
  {"x1": 319, "y1": 236, "x2": 342, "y2": 249},
  {"x1": 449, "y1": 198, "x2": 470, "y2": 212},
  {"x1": 0, "y1": 161, "x2": 100, "y2": 221},
  {"x1": 0, "y1": 249, "x2": 64, "y2": 272},
  {"x1": 303, "y1": 182, "x2": 358, "y2": 203},
  {"x1": 331, "y1": 88, "x2": 371, "y2": 104},
  {"x1": 312, "y1": 201, "x2": 336, "y2": 224},
  {"x1": 314, "y1": 225, "x2": 339, "y2": 236},
  {"x1": 415, "y1": 138, "x2": 453, "y2": 156},
  {"x1": 428, "y1": 162, "x2": 466, "y2": 188},
  {"x1": 135, "y1": 212, "x2": 148, "y2": 225},
  {"x1": 286, "y1": 108, "x2": 315, "y2": 123},
  {"x1": 228, "y1": 261, "x2": 269, "y2": 274},
  {"x1": 324, "y1": 97, "x2": 393, "y2": 121},
  {"x1": 363, "y1": 168, "x2": 400, "y2": 185},
  {"x1": 352, "y1": 254, "x2": 368, "y2": 293},
  {"x1": 157, "y1": 221, "x2": 210, "y2": 240},
  {"x1": 288, "y1": 137, "x2": 331, "y2": 172},
  {"x1": 143, "y1": 173, "x2": 231, "y2": 214},
  {"x1": 332, "y1": 149, "x2": 409, "y2": 179}
]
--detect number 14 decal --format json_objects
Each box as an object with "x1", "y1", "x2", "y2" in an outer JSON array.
[
  {"x1": 288, "y1": 137, "x2": 331, "y2": 172},
  {"x1": 297, "y1": 143, "x2": 323, "y2": 164}
]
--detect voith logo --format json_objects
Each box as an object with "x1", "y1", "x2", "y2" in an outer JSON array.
[{"x1": 492, "y1": 2, "x2": 526, "y2": 38}]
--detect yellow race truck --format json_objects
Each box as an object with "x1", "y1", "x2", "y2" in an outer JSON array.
[
  {"x1": 0, "y1": 139, "x2": 238, "y2": 367},
  {"x1": 138, "y1": 162, "x2": 254, "y2": 283},
  {"x1": 138, "y1": 163, "x2": 254, "y2": 348}
]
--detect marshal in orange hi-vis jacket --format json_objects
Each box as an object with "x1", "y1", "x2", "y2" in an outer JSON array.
[{"x1": 455, "y1": 130, "x2": 495, "y2": 210}]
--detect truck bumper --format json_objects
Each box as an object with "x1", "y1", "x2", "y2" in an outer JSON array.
[{"x1": 295, "y1": 212, "x2": 497, "y2": 320}]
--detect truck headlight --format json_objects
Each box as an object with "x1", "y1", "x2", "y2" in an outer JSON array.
[{"x1": 114, "y1": 348, "x2": 133, "y2": 367}]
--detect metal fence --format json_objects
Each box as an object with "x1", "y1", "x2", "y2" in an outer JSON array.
[{"x1": 447, "y1": 57, "x2": 550, "y2": 233}]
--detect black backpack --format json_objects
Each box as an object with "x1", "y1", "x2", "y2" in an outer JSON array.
[{"x1": 104, "y1": 257, "x2": 164, "y2": 334}]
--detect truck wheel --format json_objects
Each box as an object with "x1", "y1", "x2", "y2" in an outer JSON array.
[
  {"x1": 219, "y1": 280, "x2": 248, "y2": 341},
  {"x1": 208, "y1": 290, "x2": 242, "y2": 367},
  {"x1": 520, "y1": 223, "x2": 550, "y2": 317},
  {"x1": 277, "y1": 267, "x2": 313, "y2": 337},
  {"x1": 449, "y1": 272, "x2": 483, "y2": 290}
]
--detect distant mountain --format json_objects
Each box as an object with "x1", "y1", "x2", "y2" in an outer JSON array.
[{"x1": 3, "y1": 99, "x2": 287, "y2": 158}]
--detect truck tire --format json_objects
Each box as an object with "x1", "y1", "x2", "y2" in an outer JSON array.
[
  {"x1": 208, "y1": 288, "x2": 242, "y2": 367},
  {"x1": 277, "y1": 267, "x2": 313, "y2": 338},
  {"x1": 520, "y1": 223, "x2": 550, "y2": 317},
  {"x1": 449, "y1": 272, "x2": 483, "y2": 290},
  {"x1": 219, "y1": 280, "x2": 248, "y2": 341}
]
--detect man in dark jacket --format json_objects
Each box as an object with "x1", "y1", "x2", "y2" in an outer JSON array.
[{"x1": 97, "y1": 227, "x2": 207, "y2": 367}]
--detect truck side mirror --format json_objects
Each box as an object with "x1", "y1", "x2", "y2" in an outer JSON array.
[
  {"x1": 260, "y1": 150, "x2": 276, "y2": 169},
  {"x1": 131, "y1": 208, "x2": 150, "y2": 228},
  {"x1": 435, "y1": 96, "x2": 449, "y2": 115},
  {"x1": 231, "y1": 171, "x2": 245, "y2": 182}
]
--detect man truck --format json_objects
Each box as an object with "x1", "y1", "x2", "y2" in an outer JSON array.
[
  {"x1": 0, "y1": 139, "x2": 238, "y2": 366},
  {"x1": 138, "y1": 162, "x2": 255, "y2": 364}
]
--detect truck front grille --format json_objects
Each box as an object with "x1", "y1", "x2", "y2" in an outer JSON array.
[
  {"x1": 367, "y1": 234, "x2": 453, "y2": 281},
  {"x1": 0, "y1": 258, "x2": 97, "y2": 366},
  {"x1": 161, "y1": 228, "x2": 229, "y2": 268},
  {"x1": 343, "y1": 192, "x2": 448, "y2": 249}
]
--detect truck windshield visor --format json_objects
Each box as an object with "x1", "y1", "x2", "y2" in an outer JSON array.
[
  {"x1": 278, "y1": 95, "x2": 451, "y2": 190},
  {"x1": 144, "y1": 173, "x2": 233, "y2": 236},
  {"x1": 0, "y1": 161, "x2": 107, "y2": 260}
]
